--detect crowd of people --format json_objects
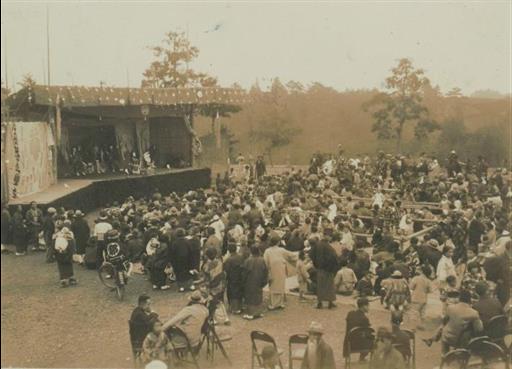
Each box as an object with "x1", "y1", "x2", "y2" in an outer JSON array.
[{"x1": 1, "y1": 148, "x2": 511, "y2": 368}]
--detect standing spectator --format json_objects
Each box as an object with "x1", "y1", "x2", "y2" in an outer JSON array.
[
  {"x1": 436, "y1": 246, "x2": 456, "y2": 288},
  {"x1": 255, "y1": 155, "x2": 266, "y2": 181},
  {"x1": 263, "y1": 232, "x2": 298, "y2": 310},
  {"x1": 309, "y1": 236, "x2": 338, "y2": 309},
  {"x1": 25, "y1": 201, "x2": 43, "y2": 251},
  {"x1": 409, "y1": 265, "x2": 432, "y2": 330},
  {"x1": 71, "y1": 210, "x2": 90, "y2": 255},
  {"x1": 169, "y1": 228, "x2": 194, "y2": 292},
  {"x1": 201, "y1": 247, "x2": 229, "y2": 325},
  {"x1": 42, "y1": 207, "x2": 56, "y2": 262},
  {"x1": 242, "y1": 246, "x2": 268, "y2": 320},
  {"x1": 12, "y1": 205, "x2": 27, "y2": 256},
  {"x1": 1, "y1": 203, "x2": 12, "y2": 253},
  {"x1": 53, "y1": 221, "x2": 77, "y2": 287},
  {"x1": 224, "y1": 242, "x2": 245, "y2": 314}
]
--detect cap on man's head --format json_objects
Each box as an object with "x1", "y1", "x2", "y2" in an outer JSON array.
[{"x1": 308, "y1": 321, "x2": 324, "y2": 335}]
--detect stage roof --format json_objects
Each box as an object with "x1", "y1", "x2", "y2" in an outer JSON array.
[{"x1": 9, "y1": 85, "x2": 247, "y2": 109}]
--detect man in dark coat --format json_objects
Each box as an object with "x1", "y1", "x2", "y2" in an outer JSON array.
[
  {"x1": 169, "y1": 228, "x2": 193, "y2": 292},
  {"x1": 71, "y1": 210, "x2": 90, "y2": 255},
  {"x1": 224, "y1": 242, "x2": 245, "y2": 314},
  {"x1": 42, "y1": 207, "x2": 56, "y2": 262},
  {"x1": 129, "y1": 294, "x2": 159, "y2": 359},
  {"x1": 242, "y1": 246, "x2": 268, "y2": 320},
  {"x1": 343, "y1": 297, "x2": 372, "y2": 360},
  {"x1": 309, "y1": 236, "x2": 338, "y2": 309},
  {"x1": 255, "y1": 156, "x2": 266, "y2": 180},
  {"x1": 301, "y1": 322, "x2": 335, "y2": 369}
]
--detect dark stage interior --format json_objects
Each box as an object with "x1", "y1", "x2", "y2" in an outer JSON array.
[{"x1": 8, "y1": 168, "x2": 211, "y2": 213}]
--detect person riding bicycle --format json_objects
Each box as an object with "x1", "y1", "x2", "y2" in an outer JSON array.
[{"x1": 103, "y1": 229, "x2": 131, "y2": 281}]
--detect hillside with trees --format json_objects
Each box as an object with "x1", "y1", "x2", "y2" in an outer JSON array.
[{"x1": 195, "y1": 60, "x2": 510, "y2": 166}]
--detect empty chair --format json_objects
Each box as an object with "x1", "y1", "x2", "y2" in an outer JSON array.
[
  {"x1": 250, "y1": 331, "x2": 284, "y2": 369},
  {"x1": 288, "y1": 334, "x2": 308, "y2": 369},
  {"x1": 439, "y1": 349, "x2": 471, "y2": 369}
]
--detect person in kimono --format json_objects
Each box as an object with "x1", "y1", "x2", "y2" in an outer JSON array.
[
  {"x1": 242, "y1": 246, "x2": 268, "y2": 320},
  {"x1": 53, "y1": 221, "x2": 77, "y2": 287},
  {"x1": 263, "y1": 232, "x2": 298, "y2": 310},
  {"x1": 224, "y1": 242, "x2": 245, "y2": 314}
]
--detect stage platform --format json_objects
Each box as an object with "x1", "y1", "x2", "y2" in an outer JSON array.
[{"x1": 8, "y1": 168, "x2": 211, "y2": 212}]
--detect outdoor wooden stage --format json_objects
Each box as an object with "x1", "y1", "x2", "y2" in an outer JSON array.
[{"x1": 8, "y1": 167, "x2": 211, "y2": 212}]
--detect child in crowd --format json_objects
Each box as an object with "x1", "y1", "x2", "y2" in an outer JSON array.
[
  {"x1": 334, "y1": 259, "x2": 358, "y2": 296},
  {"x1": 296, "y1": 250, "x2": 312, "y2": 301},
  {"x1": 356, "y1": 271, "x2": 374, "y2": 297},
  {"x1": 439, "y1": 275, "x2": 459, "y2": 317}
]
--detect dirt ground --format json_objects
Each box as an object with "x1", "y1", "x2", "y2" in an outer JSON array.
[{"x1": 1, "y1": 250, "x2": 444, "y2": 369}]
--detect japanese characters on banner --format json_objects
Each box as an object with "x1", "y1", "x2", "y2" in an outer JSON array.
[{"x1": 3, "y1": 122, "x2": 56, "y2": 199}]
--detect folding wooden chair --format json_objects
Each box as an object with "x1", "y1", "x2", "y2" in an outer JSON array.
[
  {"x1": 288, "y1": 334, "x2": 308, "y2": 369},
  {"x1": 250, "y1": 330, "x2": 284, "y2": 369},
  {"x1": 166, "y1": 325, "x2": 200, "y2": 369},
  {"x1": 344, "y1": 327, "x2": 375, "y2": 369},
  {"x1": 199, "y1": 315, "x2": 232, "y2": 365},
  {"x1": 439, "y1": 349, "x2": 471, "y2": 369}
]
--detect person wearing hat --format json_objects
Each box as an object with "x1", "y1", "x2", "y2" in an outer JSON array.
[
  {"x1": 263, "y1": 231, "x2": 298, "y2": 310},
  {"x1": 162, "y1": 290, "x2": 208, "y2": 349},
  {"x1": 71, "y1": 210, "x2": 90, "y2": 256},
  {"x1": 383, "y1": 270, "x2": 411, "y2": 312},
  {"x1": 301, "y1": 322, "x2": 335, "y2": 369},
  {"x1": 369, "y1": 327, "x2": 406, "y2": 369}
]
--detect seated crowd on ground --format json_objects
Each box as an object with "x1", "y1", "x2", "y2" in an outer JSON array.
[{"x1": 1, "y1": 149, "x2": 511, "y2": 368}]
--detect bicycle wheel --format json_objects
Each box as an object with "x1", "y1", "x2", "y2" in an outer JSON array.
[{"x1": 98, "y1": 262, "x2": 117, "y2": 289}]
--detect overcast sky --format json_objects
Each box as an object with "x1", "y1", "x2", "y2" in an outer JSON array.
[{"x1": 1, "y1": 1, "x2": 510, "y2": 95}]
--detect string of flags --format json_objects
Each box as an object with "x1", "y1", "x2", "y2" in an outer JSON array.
[{"x1": 26, "y1": 85, "x2": 248, "y2": 108}]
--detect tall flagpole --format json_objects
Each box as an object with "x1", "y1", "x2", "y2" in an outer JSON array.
[
  {"x1": 46, "y1": 5, "x2": 51, "y2": 86},
  {"x1": 3, "y1": 21, "x2": 8, "y2": 91}
]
